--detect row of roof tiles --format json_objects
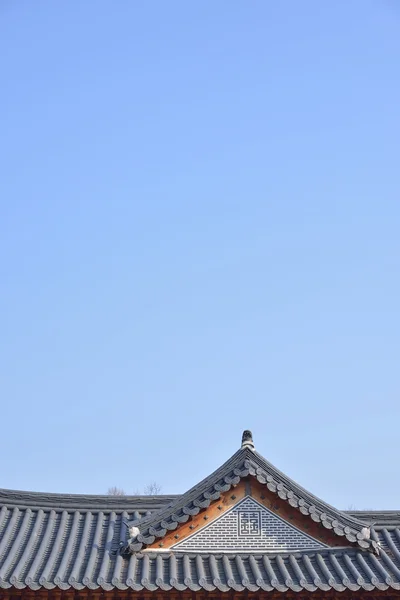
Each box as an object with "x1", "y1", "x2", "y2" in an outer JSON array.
[
  {"x1": 128, "y1": 448, "x2": 373, "y2": 552},
  {"x1": 1, "y1": 502, "x2": 400, "y2": 592},
  {"x1": 0, "y1": 489, "x2": 175, "y2": 512},
  {"x1": 1, "y1": 432, "x2": 399, "y2": 593}
]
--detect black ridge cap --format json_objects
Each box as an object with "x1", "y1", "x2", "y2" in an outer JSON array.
[
  {"x1": 249, "y1": 448, "x2": 369, "y2": 530},
  {"x1": 129, "y1": 447, "x2": 245, "y2": 528},
  {"x1": 346, "y1": 510, "x2": 400, "y2": 527},
  {"x1": 2, "y1": 486, "x2": 398, "y2": 525},
  {"x1": 0, "y1": 487, "x2": 177, "y2": 512},
  {"x1": 126, "y1": 445, "x2": 376, "y2": 553}
]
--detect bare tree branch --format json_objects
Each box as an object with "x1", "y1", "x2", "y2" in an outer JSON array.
[
  {"x1": 107, "y1": 486, "x2": 126, "y2": 496},
  {"x1": 143, "y1": 481, "x2": 162, "y2": 495},
  {"x1": 107, "y1": 483, "x2": 161, "y2": 496}
]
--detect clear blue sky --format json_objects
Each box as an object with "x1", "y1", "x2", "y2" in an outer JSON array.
[{"x1": 1, "y1": 1, "x2": 399, "y2": 509}]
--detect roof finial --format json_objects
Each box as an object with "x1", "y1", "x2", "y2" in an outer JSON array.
[{"x1": 241, "y1": 430, "x2": 254, "y2": 450}]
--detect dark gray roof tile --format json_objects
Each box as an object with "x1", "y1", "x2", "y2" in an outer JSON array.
[
  {"x1": 0, "y1": 489, "x2": 176, "y2": 512},
  {"x1": 1, "y1": 499, "x2": 400, "y2": 592},
  {"x1": 128, "y1": 448, "x2": 375, "y2": 552},
  {"x1": 1, "y1": 432, "x2": 400, "y2": 593}
]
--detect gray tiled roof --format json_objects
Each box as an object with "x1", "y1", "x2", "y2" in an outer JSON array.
[
  {"x1": 346, "y1": 511, "x2": 400, "y2": 527},
  {"x1": 0, "y1": 489, "x2": 171, "y2": 591},
  {"x1": 1, "y1": 490, "x2": 400, "y2": 592},
  {"x1": 0, "y1": 488, "x2": 176, "y2": 513},
  {"x1": 1, "y1": 433, "x2": 399, "y2": 593},
  {"x1": 127, "y1": 447, "x2": 375, "y2": 552},
  {"x1": 1, "y1": 490, "x2": 400, "y2": 593}
]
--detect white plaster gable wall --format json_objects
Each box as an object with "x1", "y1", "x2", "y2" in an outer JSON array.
[{"x1": 172, "y1": 496, "x2": 326, "y2": 551}]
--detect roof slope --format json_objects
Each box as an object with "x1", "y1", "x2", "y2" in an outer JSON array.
[
  {"x1": 0, "y1": 488, "x2": 175, "y2": 513},
  {"x1": 126, "y1": 433, "x2": 374, "y2": 552},
  {"x1": 1, "y1": 431, "x2": 398, "y2": 593},
  {"x1": 1, "y1": 495, "x2": 400, "y2": 592}
]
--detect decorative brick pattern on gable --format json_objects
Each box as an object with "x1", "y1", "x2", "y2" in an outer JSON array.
[{"x1": 172, "y1": 496, "x2": 326, "y2": 551}]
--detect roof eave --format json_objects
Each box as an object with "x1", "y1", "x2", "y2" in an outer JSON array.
[{"x1": 125, "y1": 445, "x2": 374, "y2": 553}]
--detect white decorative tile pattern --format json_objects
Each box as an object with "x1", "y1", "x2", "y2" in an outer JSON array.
[
  {"x1": 238, "y1": 509, "x2": 261, "y2": 536},
  {"x1": 172, "y1": 496, "x2": 326, "y2": 551}
]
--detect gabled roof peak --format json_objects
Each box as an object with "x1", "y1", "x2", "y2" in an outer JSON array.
[{"x1": 122, "y1": 434, "x2": 378, "y2": 554}]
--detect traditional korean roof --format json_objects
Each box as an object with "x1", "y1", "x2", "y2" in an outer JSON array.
[
  {"x1": 125, "y1": 432, "x2": 374, "y2": 553},
  {"x1": 1, "y1": 431, "x2": 400, "y2": 594}
]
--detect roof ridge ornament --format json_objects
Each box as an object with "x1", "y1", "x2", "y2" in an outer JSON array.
[
  {"x1": 122, "y1": 428, "x2": 377, "y2": 554},
  {"x1": 241, "y1": 429, "x2": 254, "y2": 450}
]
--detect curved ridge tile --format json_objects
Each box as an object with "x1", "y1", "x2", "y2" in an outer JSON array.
[
  {"x1": 301, "y1": 554, "x2": 326, "y2": 590},
  {"x1": 369, "y1": 552, "x2": 394, "y2": 586},
  {"x1": 127, "y1": 446, "x2": 373, "y2": 552},
  {"x1": 378, "y1": 548, "x2": 400, "y2": 581},
  {"x1": 25, "y1": 509, "x2": 57, "y2": 587},
  {"x1": 328, "y1": 553, "x2": 351, "y2": 589},
  {"x1": 97, "y1": 511, "x2": 117, "y2": 590},
  {"x1": 316, "y1": 553, "x2": 344, "y2": 592},
  {"x1": 37, "y1": 510, "x2": 68, "y2": 587},
  {"x1": 9, "y1": 509, "x2": 45, "y2": 586},
  {"x1": 0, "y1": 508, "x2": 32, "y2": 584},
  {"x1": 68, "y1": 511, "x2": 93, "y2": 587},
  {"x1": 0, "y1": 507, "x2": 20, "y2": 564},
  {"x1": 54, "y1": 510, "x2": 80, "y2": 589},
  {"x1": 82, "y1": 511, "x2": 104, "y2": 588},
  {"x1": 111, "y1": 510, "x2": 128, "y2": 588}
]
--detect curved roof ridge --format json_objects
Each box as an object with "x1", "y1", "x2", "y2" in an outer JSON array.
[
  {"x1": 346, "y1": 510, "x2": 400, "y2": 518},
  {"x1": 125, "y1": 445, "x2": 376, "y2": 552},
  {"x1": 0, "y1": 487, "x2": 177, "y2": 512},
  {"x1": 346, "y1": 510, "x2": 400, "y2": 527},
  {"x1": 2, "y1": 538, "x2": 400, "y2": 591},
  {"x1": 249, "y1": 449, "x2": 368, "y2": 529},
  {"x1": 129, "y1": 448, "x2": 245, "y2": 529}
]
